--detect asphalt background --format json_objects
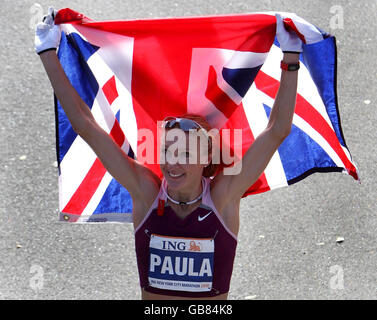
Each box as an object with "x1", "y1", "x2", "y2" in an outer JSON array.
[{"x1": 0, "y1": 0, "x2": 376, "y2": 300}]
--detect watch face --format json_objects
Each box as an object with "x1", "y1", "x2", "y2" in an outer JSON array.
[
  {"x1": 281, "y1": 61, "x2": 300, "y2": 71},
  {"x1": 288, "y1": 64, "x2": 300, "y2": 71}
]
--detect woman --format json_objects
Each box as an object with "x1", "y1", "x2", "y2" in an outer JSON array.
[{"x1": 35, "y1": 7, "x2": 302, "y2": 299}]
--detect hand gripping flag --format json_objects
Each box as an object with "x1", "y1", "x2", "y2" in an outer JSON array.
[{"x1": 53, "y1": 8, "x2": 359, "y2": 223}]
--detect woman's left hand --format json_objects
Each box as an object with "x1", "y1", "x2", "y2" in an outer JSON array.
[{"x1": 275, "y1": 13, "x2": 302, "y2": 54}]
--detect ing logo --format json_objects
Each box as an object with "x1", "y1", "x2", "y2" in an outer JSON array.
[{"x1": 189, "y1": 241, "x2": 202, "y2": 252}]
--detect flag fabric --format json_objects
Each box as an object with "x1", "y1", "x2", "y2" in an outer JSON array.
[{"x1": 53, "y1": 8, "x2": 358, "y2": 223}]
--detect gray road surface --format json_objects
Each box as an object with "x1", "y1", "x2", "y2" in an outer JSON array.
[{"x1": 0, "y1": 0, "x2": 376, "y2": 300}]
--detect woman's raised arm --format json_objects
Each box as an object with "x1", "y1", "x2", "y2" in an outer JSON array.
[
  {"x1": 36, "y1": 7, "x2": 160, "y2": 206},
  {"x1": 212, "y1": 14, "x2": 302, "y2": 205}
]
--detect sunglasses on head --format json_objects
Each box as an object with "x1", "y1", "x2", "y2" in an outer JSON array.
[
  {"x1": 161, "y1": 116, "x2": 211, "y2": 147},
  {"x1": 161, "y1": 116, "x2": 203, "y2": 130}
]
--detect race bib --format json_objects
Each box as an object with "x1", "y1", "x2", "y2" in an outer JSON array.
[{"x1": 148, "y1": 234, "x2": 214, "y2": 292}]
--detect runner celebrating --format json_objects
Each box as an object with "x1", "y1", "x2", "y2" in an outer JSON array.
[{"x1": 35, "y1": 7, "x2": 301, "y2": 299}]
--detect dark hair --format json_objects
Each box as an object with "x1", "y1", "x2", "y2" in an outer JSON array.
[{"x1": 171, "y1": 113, "x2": 220, "y2": 178}]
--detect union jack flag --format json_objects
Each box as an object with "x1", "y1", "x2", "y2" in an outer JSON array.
[{"x1": 53, "y1": 8, "x2": 358, "y2": 223}]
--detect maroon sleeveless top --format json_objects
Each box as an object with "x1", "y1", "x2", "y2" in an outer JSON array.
[{"x1": 134, "y1": 177, "x2": 238, "y2": 298}]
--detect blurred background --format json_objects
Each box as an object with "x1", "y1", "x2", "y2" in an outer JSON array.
[{"x1": 0, "y1": 0, "x2": 376, "y2": 299}]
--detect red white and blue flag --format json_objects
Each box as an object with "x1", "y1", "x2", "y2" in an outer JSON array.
[{"x1": 53, "y1": 8, "x2": 358, "y2": 223}]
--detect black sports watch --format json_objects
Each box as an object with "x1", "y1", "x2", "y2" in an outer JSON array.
[{"x1": 280, "y1": 61, "x2": 300, "y2": 71}]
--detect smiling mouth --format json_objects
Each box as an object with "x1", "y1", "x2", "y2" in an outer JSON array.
[{"x1": 168, "y1": 172, "x2": 185, "y2": 178}]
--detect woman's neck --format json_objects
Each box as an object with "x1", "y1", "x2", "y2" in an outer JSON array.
[{"x1": 166, "y1": 178, "x2": 203, "y2": 203}]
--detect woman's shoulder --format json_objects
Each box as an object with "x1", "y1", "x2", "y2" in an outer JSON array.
[
  {"x1": 209, "y1": 174, "x2": 241, "y2": 209},
  {"x1": 207, "y1": 174, "x2": 241, "y2": 236},
  {"x1": 132, "y1": 167, "x2": 162, "y2": 228}
]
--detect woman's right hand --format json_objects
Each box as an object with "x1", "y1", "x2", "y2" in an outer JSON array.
[{"x1": 35, "y1": 6, "x2": 61, "y2": 55}]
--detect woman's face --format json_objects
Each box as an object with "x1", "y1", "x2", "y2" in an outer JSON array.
[{"x1": 159, "y1": 129, "x2": 210, "y2": 190}]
